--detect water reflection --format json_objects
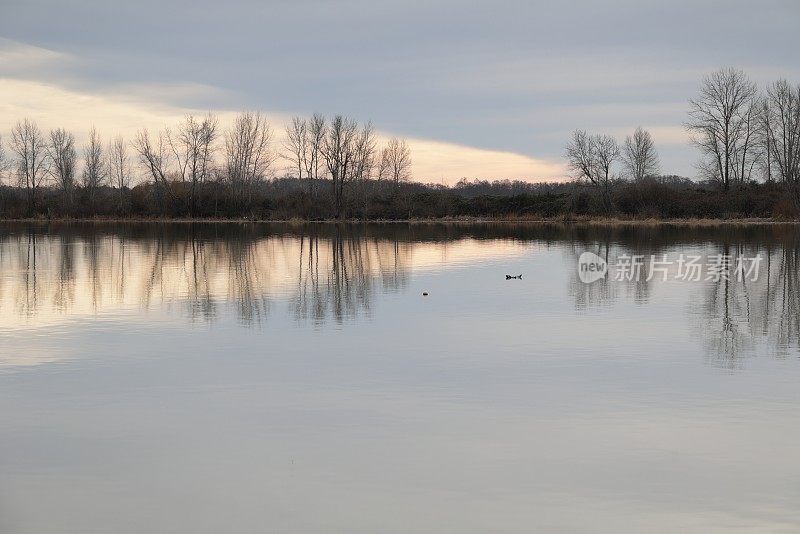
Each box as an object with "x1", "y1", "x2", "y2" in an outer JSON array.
[
  {"x1": 0, "y1": 224, "x2": 416, "y2": 327},
  {"x1": 4, "y1": 222, "x2": 800, "y2": 534},
  {"x1": 561, "y1": 224, "x2": 800, "y2": 362},
  {"x1": 1, "y1": 223, "x2": 530, "y2": 328},
  {"x1": 696, "y1": 238, "x2": 800, "y2": 364},
  {"x1": 2, "y1": 222, "x2": 800, "y2": 359}
]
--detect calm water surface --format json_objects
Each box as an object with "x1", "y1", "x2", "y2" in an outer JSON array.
[{"x1": 1, "y1": 222, "x2": 799, "y2": 533}]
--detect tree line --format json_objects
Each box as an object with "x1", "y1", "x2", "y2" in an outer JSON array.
[
  {"x1": 566, "y1": 68, "x2": 800, "y2": 213},
  {"x1": 0, "y1": 112, "x2": 412, "y2": 219},
  {"x1": 0, "y1": 67, "x2": 798, "y2": 220}
]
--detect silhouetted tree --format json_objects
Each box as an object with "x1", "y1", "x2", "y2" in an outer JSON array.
[
  {"x1": 565, "y1": 130, "x2": 619, "y2": 212},
  {"x1": 134, "y1": 128, "x2": 175, "y2": 207},
  {"x1": 225, "y1": 112, "x2": 273, "y2": 211},
  {"x1": 763, "y1": 79, "x2": 800, "y2": 203},
  {"x1": 284, "y1": 116, "x2": 308, "y2": 181},
  {"x1": 10, "y1": 119, "x2": 49, "y2": 215},
  {"x1": 322, "y1": 115, "x2": 358, "y2": 218},
  {"x1": 686, "y1": 68, "x2": 758, "y2": 190},
  {"x1": 168, "y1": 114, "x2": 218, "y2": 215},
  {"x1": 306, "y1": 114, "x2": 327, "y2": 194},
  {"x1": 729, "y1": 97, "x2": 762, "y2": 186},
  {"x1": 0, "y1": 133, "x2": 6, "y2": 184},
  {"x1": 378, "y1": 137, "x2": 412, "y2": 187},
  {"x1": 47, "y1": 128, "x2": 77, "y2": 212},
  {"x1": 622, "y1": 127, "x2": 659, "y2": 180},
  {"x1": 758, "y1": 98, "x2": 774, "y2": 183},
  {"x1": 83, "y1": 127, "x2": 105, "y2": 206},
  {"x1": 108, "y1": 136, "x2": 132, "y2": 213}
]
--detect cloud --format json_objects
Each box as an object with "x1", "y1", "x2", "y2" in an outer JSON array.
[
  {"x1": 406, "y1": 138, "x2": 565, "y2": 182},
  {"x1": 0, "y1": 38, "x2": 73, "y2": 77},
  {"x1": 0, "y1": 78, "x2": 242, "y2": 141},
  {"x1": 2, "y1": 0, "x2": 799, "y2": 180}
]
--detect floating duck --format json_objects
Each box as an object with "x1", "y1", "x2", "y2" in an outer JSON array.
[{"x1": 506, "y1": 274, "x2": 522, "y2": 280}]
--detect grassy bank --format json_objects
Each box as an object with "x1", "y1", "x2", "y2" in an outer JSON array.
[
  {"x1": 3, "y1": 215, "x2": 799, "y2": 226},
  {"x1": 1, "y1": 176, "x2": 797, "y2": 222}
]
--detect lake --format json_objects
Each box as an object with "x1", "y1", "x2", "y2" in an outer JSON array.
[{"x1": 1, "y1": 222, "x2": 798, "y2": 533}]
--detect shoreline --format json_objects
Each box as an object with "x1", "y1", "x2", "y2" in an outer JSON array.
[{"x1": 2, "y1": 216, "x2": 799, "y2": 226}]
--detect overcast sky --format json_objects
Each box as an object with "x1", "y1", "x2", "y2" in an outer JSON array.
[{"x1": 1, "y1": 0, "x2": 798, "y2": 182}]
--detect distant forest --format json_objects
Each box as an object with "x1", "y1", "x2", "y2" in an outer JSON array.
[{"x1": 0, "y1": 68, "x2": 798, "y2": 220}]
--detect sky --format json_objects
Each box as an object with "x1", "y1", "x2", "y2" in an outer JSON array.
[{"x1": 0, "y1": 0, "x2": 798, "y2": 184}]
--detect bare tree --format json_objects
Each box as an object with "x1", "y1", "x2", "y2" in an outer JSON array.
[
  {"x1": 225, "y1": 112, "x2": 273, "y2": 210},
  {"x1": 305, "y1": 113, "x2": 326, "y2": 194},
  {"x1": 758, "y1": 98, "x2": 774, "y2": 183},
  {"x1": 593, "y1": 135, "x2": 620, "y2": 211},
  {"x1": 351, "y1": 123, "x2": 377, "y2": 182},
  {"x1": 133, "y1": 128, "x2": 173, "y2": 196},
  {"x1": 168, "y1": 114, "x2": 218, "y2": 215},
  {"x1": 565, "y1": 130, "x2": 619, "y2": 211},
  {"x1": 566, "y1": 130, "x2": 596, "y2": 183},
  {"x1": 83, "y1": 127, "x2": 105, "y2": 205},
  {"x1": 378, "y1": 137, "x2": 412, "y2": 187},
  {"x1": 322, "y1": 115, "x2": 359, "y2": 218},
  {"x1": 350, "y1": 122, "x2": 377, "y2": 216},
  {"x1": 283, "y1": 114, "x2": 327, "y2": 197},
  {"x1": 108, "y1": 136, "x2": 132, "y2": 213},
  {"x1": 10, "y1": 119, "x2": 49, "y2": 215},
  {"x1": 730, "y1": 97, "x2": 762, "y2": 185},
  {"x1": 284, "y1": 116, "x2": 308, "y2": 181},
  {"x1": 0, "y1": 133, "x2": 7, "y2": 185},
  {"x1": 622, "y1": 127, "x2": 659, "y2": 180},
  {"x1": 686, "y1": 68, "x2": 758, "y2": 190},
  {"x1": 763, "y1": 79, "x2": 800, "y2": 203},
  {"x1": 47, "y1": 128, "x2": 77, "y2": 210}
]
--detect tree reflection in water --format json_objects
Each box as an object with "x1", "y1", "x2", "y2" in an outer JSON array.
[
  {"x1": 0, "y1": 222, "x2": 418, "y2": 327},
  {"x1": 2, "y1": 222, "x2": 800, "y2": 360},
  {"x1": 562, "y1": 224, "x2": 800, "y2": 363}
]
